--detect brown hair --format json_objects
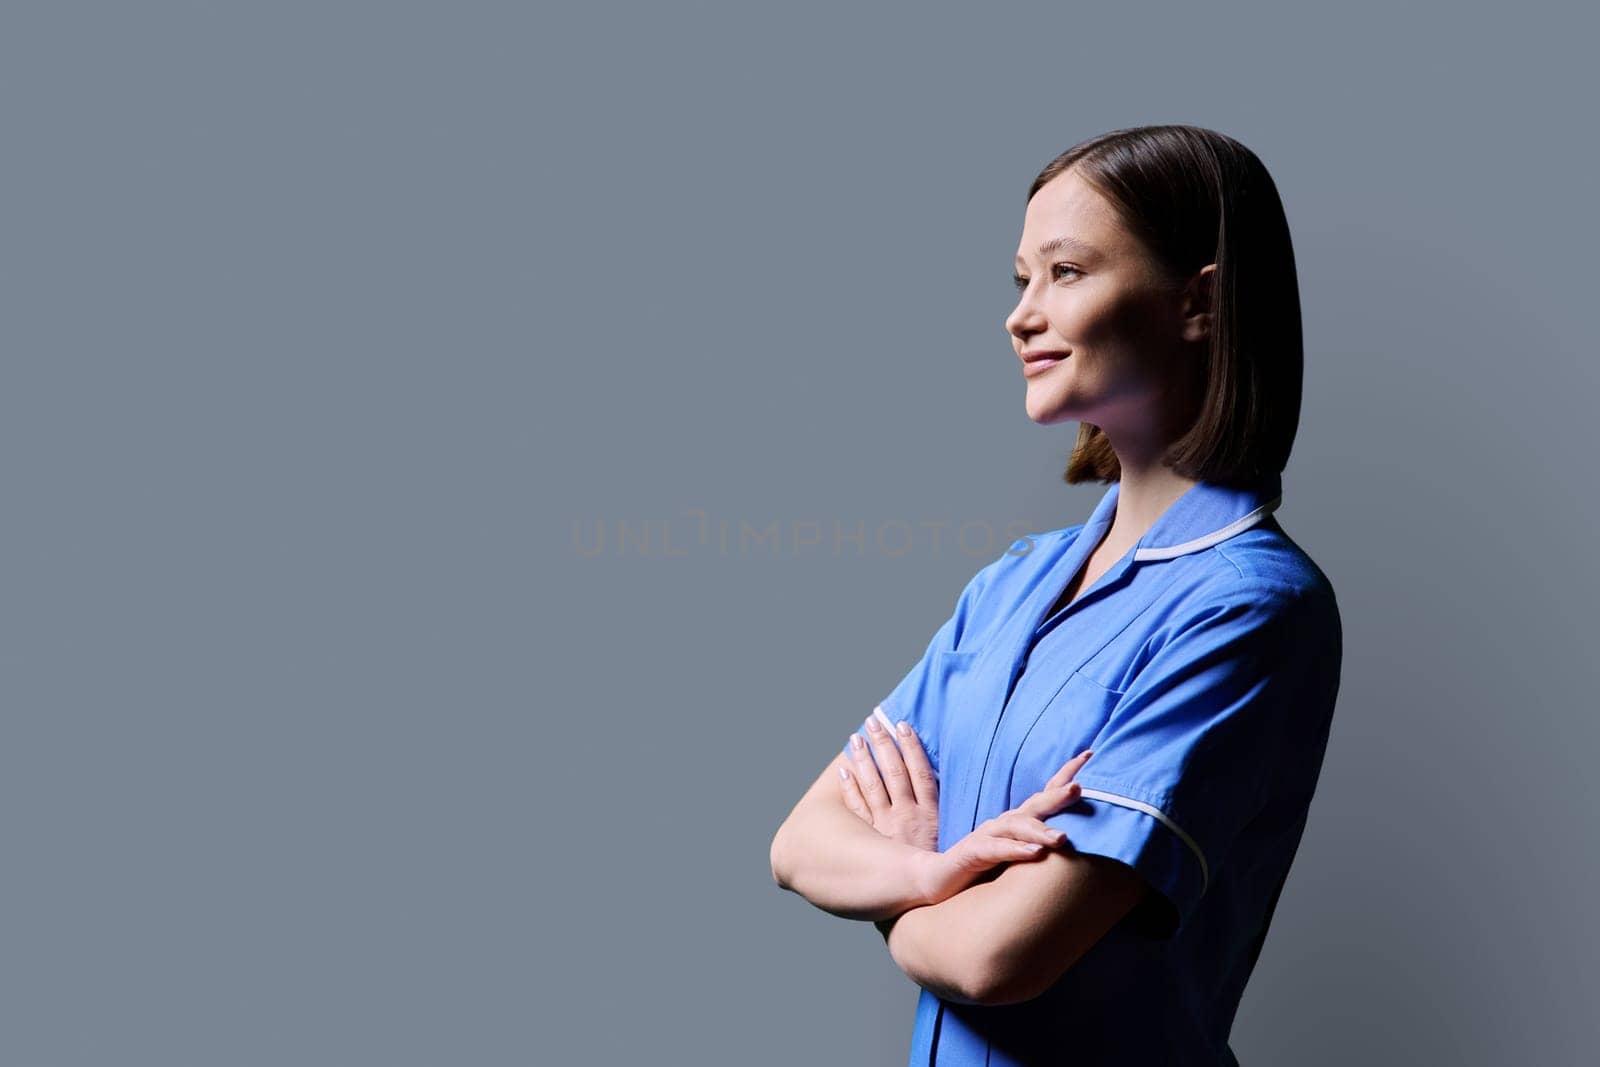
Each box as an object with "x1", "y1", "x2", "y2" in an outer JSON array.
[{"x1": 1027, "y1": 126, "x2": 1303, "y2": 486}]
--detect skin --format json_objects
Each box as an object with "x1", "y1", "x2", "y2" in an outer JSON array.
[
  {"x1": 1009, "y1": 166, "x2": 1218, "y2": 547},
  {"x1": 843, "y1": 718, "x2": 1095, "y2": 907},
  {"x1": 771, "y1": 165, "x2": 1221, "y2": 1006},
  {"x1": 768, "y1": 741, "x2": 1088, "y2": 925},
  {"x1": 841, "y1": 717, "x2": 1139, "y2": 1006}
]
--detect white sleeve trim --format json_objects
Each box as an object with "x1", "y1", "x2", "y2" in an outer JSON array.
[{"x1": 1077, "y1": 787, "x2": 1211, "y2": 895}]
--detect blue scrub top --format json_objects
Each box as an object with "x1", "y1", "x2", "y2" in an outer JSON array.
[{"x1": 845, "y1": 472, "x2": 1343, "y2": 1066}]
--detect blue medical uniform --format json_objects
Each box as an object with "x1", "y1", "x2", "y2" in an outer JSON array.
[{"x1": 844, "y1": 472, "x2": 1343, "y2": 1066}]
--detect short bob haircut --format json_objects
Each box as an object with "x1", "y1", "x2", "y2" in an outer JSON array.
[{"x1": 1027, "y1": 125, "x2": 1303, "y2": 487}]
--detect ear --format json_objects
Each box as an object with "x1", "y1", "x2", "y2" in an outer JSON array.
[{"x1": 1179, "y1": 264, "x2": 1217, "y2": 344}]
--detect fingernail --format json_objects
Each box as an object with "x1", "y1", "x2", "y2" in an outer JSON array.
[
  {"x1": 1025, "y1": 843, "x2": 1043, "y2": 853},
  {"x1": 1078, "y1": 749, "x2": 1093, "y2": 760},
  {"x1": 839, "y1": 765, "x2": 850, "y2": 781},
  {"x1": 896, "y1": 720, "x2": 911, "y2": 737},
  {"x1": 872, "y1": 706, "x2": 895, "y2": 733},
  {"x1": 850, "y1": 733, "x2": 864, "y2": 751}
]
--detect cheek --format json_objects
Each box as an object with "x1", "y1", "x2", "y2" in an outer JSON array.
[
  {"x1": 1051, "y1": 288, "x2": 1142, "y2": 350},
  {"x1": 1116, "y1": 286, "x2": 1180, "y2": 348},
  {"x1": 1090, "y1": 291, "x2": 1157, "y2": 343},
  {"x1": 1076, "y1": 295, "x2": 1174, "y2": 383}
]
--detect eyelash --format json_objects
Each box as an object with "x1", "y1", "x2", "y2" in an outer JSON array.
[{"x1": 1012, "y1": 264, "x2": 1082, "y2": 291}]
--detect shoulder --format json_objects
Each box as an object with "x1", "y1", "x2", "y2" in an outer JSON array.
[
  {"x1": 1224, "y1": 521, "x2": 1341, "y2": 639},
  {"x1": 1137, "y1": 525, "x2": 1342, "y2": 661},
  {"x1": 1177, "y1": 521, "x2": 1337, "y2": 620},
  {"x1": 1215, "y1": 519, "x2": 1337, "y2": 598}
]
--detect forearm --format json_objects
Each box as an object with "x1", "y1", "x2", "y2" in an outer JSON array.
[
  {"x1": 771, "y1": 788, "x2": 932, "y2": 921},
  {"x1": 882, "y1": 852, "x2": 1138, "y2": 1008},
  {"x1": 881, "y1": 877, "x2": 1006, "y2": 1005}
]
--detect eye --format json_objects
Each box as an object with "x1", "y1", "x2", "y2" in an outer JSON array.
[{"x1": 1012, "y1": 265, "x2": 1081, "y2": 292}]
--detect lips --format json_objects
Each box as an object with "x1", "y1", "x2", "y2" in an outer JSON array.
[{"x1": 1021, "y1": 351, "x2": 1068, "y2": 377}]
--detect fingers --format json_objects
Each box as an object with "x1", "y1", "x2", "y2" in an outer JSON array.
[
  {"x1": 1045, "y1": 748, "x2": 1095, "y2": 790},
  {"x1": 930, "y1": 816, "x2": 1072, "y2": 902},
  {"x1": 860, "y1": 707, "x2": 917, "y2": 809},
  {"x1": 951, "y1": 833, "x2": 1056, "y2": 873},
  {"x1": 1015, "y1": 780, "x2": 1084, "y2": 819},
  {"x1": 836, "y1": 758, "x2": 873, "y2": 825},
  {"x1": 886, "y1": 711, "x2": 939, "y2": 808},
  {"x1": 980, "y1": 811, "x2": 1070, "y2": 850},
  {"x1": 845, "y1": 730, "x2": 890, "y2": 815}
]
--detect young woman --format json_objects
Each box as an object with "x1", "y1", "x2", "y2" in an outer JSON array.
[{"x1": 769, "y1": 125, "x2": 1344, "y2": 1066}]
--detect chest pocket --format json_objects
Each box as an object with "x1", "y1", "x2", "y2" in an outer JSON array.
[
  {"x1": 1007, "y1": 671, "x2": 1123, "y2": 805},
  {"x1": 922, "y1": 648, "x2": 986, "y2": 780}
]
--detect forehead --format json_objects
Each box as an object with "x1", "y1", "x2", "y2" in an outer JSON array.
[{"x1": 1015, "y1": 170, "x2": 1129, "y2": 260}]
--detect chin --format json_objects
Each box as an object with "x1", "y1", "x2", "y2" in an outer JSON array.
[{"x1": 1024, "y1": 396, "x2": 1081, "y2": 426}]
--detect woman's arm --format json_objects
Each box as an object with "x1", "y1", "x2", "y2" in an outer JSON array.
[
  {"x1": 843, "y1": 744, "x2": 1133, "y2": 1006},
  {"x1": 775, "y1": 719, "x2": 1091, "y2": 909},
  {"x1": 770, "y1": 751, "x2": 936, "y2": 921},
  {"x1": 882, "y1": 849, "x2": 1148, "y2": 1006}
]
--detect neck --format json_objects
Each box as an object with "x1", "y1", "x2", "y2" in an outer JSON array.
[{"x1": 1103, "y1": 441, "x2": 1199, "y2": 547}]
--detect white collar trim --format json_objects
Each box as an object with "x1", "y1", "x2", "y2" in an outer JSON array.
[{"x1": 1132, "y1": 493, "x2": 1283, "y2": 562}]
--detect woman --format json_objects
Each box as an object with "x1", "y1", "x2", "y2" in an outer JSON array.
[{"x1": 769, "y1": 125, "x2": 1343, "y2": 1066}]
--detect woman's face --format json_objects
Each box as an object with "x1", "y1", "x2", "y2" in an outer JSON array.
[{"x1": 1005, "y1": 169, "x2": 1206, "y2": 442}]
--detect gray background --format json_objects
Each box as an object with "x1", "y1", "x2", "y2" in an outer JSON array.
[{"x1": 4, "y1": 2, "x2": 1594, "y2": 1064}]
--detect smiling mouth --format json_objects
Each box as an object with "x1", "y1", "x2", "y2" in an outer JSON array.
[{"x1": 1022, "y1": 354, "x2": 1067, "y2": 377}]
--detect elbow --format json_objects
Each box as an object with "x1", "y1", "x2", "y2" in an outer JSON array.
[
  {"x1": 968, "y1": 948, "x2": 1077, "y2": 1008},
  {"x1": 970, "y1": 971, "x2": 1042, "y2": 1008},
  {"x1": 926, "y1": 956, "x2": 1008, "y2": 1008},
  {"x1": 901, "y1": 955, "x2": 993, "y2": 1008},
  {"x1": 965, "y1": 962, "x2": 1024, "y2": 1008},
  {"x1": 892, "y1": 920, "x2": 1009, "y2": 1007},
  {"x1": 957, "y1": 967, "x2": 1008, "y2": 1008}
]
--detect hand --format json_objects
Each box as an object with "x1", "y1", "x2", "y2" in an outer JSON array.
[
  {"x1": 911, "y1": 748, "x2": 1093, "y2": 906},
  {"x1": 839, "y1": 707, "x2": 940, "y2": 853}
]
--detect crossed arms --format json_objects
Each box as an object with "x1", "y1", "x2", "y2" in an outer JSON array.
[{"x1": 769, "y1": 747, "x2": 1149, "y2": 1006}]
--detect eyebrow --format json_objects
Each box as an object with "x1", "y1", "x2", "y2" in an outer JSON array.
[{"x1": 1014, "y1": 235, "x2": 1101, "y2": 265}]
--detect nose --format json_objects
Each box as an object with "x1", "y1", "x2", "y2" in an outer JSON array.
[{"x1": 1005, "y1": 286, "x2": 1045, "y2": 344}]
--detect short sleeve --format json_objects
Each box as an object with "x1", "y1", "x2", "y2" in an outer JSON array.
[
  {"x1": 1043, "y1": 584, "x2": 1335, "y2": 939},
  {"x1": 841, "y1": 553, "x2": 1006, "y2": 779}
]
